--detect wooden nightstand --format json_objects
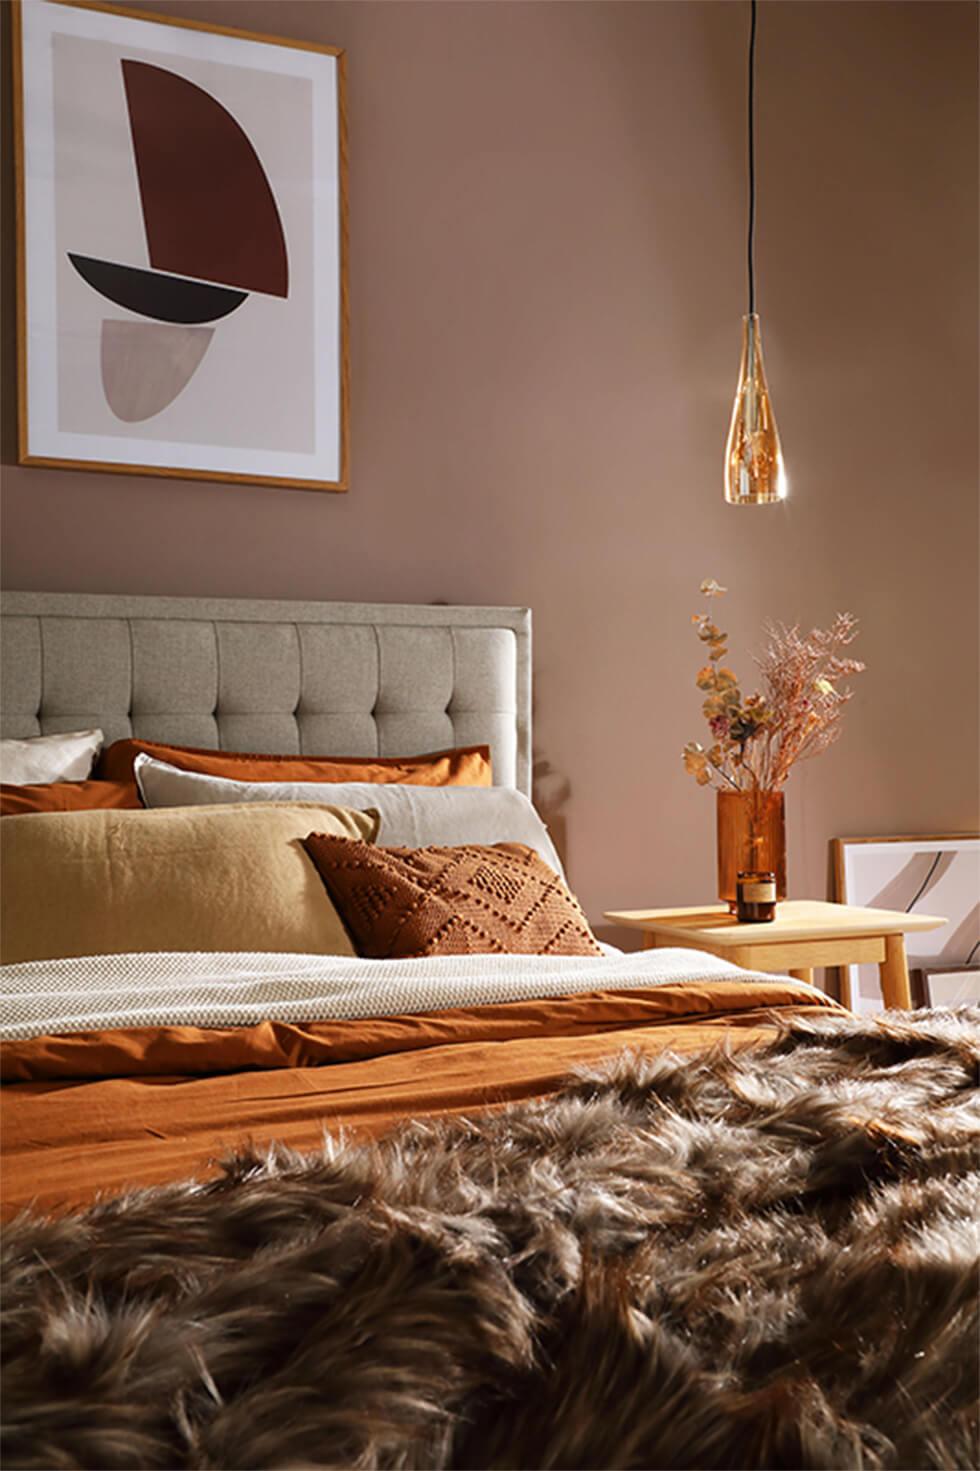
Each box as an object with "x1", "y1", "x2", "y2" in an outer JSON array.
[{"x1": 602, "y1": 899, "x2": 947, "y2": 1010}]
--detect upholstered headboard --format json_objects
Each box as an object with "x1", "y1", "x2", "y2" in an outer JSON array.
[{"x1": 0, "y1": 593, "x2": 532, "y2": 795}]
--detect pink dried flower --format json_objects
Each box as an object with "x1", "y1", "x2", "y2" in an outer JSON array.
[{"x1": 682, "y1": 584, "x2": 865, "y2": 794}]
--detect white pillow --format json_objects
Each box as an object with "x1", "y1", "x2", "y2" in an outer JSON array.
[
  {"x1": 134, "y1": 754, "x2": 566, "y2": 877},
  {"x1": 0, "y1": 728, "x2": 103, "y2": 785}
]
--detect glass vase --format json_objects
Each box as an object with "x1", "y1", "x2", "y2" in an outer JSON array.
[{"x1": 716, "y1": 789, "x2": 786, "y2": 911}]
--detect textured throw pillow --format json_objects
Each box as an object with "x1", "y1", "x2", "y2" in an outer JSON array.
[
  {"x1": 0, "y1": 729, "x2": 103, "y2": 785},
  {"x1": 100, "y1": 739, "x2": 492, "y2": 787},
  {"x1": 134, "y1": 755, "x2": 566, "y2": 877},
  {"x1": 0, "y1": 802, "x2": 378, "y2": 965},
  {"x1": 0, "y1": 780, "x2": 140, "y2": 817},
  {"x1": 303, "y1": 836, "x2": 601, "y2": 959}
]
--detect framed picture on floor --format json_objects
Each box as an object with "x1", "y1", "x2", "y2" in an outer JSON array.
[
  {"x1": 833, "y1": 834, "x2": 980, "y2": 1012},
  {"x1": 13, "y1": 0, "x2": 348, "y2": 491},
  {"x1": 921, "y1": 966, "x2": 980, "y2": 1008}
]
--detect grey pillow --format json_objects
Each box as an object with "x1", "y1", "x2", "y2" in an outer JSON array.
[{"x1": 134, "y1": 754, "x2": 566, "y2": 877}]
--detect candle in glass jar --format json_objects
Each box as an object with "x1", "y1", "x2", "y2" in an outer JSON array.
[{"x1": 735, "y1": 870, "x2": 777, "y2": 922}]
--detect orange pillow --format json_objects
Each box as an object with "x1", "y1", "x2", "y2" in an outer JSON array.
[
  {"x1": 304, "y1": 836, "x2": 601, "y2": 959},
  {"x1": 0, "y1": 780, "x2": 140, "y2": 817},
  {"x1": 98, "y1": 740, "x2": 492, "y2": 788}
]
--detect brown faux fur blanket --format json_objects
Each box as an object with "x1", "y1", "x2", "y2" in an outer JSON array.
[{"x1": 3, "y1": 1008, "x2": 978, "y2": 1471}]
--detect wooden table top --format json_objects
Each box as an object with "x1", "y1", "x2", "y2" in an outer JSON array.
[{"x1": 603, "y1": 899, "x2": 947, "y2": 947}]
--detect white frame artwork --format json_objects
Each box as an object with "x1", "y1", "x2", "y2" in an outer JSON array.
[
  {"x1": 834, "y1": 834, "x2": 980, "y2": 1013},
  {"x1": 14, "y1": 0, "x2": 348, "y2": 492},
  {"x1": 921, "y1": 966, "x2": 980, "y2": 1008}
]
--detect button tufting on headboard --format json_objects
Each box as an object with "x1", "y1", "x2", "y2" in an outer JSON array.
[{"x1": 0, "y1": 594, "x2": 531, "y2": 794}]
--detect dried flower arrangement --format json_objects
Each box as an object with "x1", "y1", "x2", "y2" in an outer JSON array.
[{"x1": 683, "y1": 579, "x2": 865, "y2": 795}]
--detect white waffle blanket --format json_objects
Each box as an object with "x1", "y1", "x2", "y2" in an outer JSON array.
[{"x1": 0, "y1": 948, "x2": 814, "y2": 1043}]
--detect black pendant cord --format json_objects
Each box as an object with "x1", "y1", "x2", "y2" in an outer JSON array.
[{"x1": 747, "y1": 0, "x2": 757, "y2": 317}]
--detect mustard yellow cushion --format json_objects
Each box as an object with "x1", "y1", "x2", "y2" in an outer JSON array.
[{"x1": 0, "y1": 803, "x2": 378, "y2": 964}]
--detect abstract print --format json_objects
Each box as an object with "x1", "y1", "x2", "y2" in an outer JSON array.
[
  {"x1": 17, "y1": 1, "x2": 344, "y2": 488},
  {"x1": 68, "y1": 60, "x2": 289, "y2": 422}
]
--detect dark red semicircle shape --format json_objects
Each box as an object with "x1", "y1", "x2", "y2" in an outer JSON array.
[{"x1": 121, "y1": 60, "x2": 288, "y2": 298}]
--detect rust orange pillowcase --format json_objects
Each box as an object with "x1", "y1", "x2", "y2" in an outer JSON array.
[
  {"x1": 99, "y1": 739, "x2": 492, "y2": 788},
  {"x1": 303, "y1": 836, "x2": 601, "y2": 960},
  {"x1": 0, "y1": 781, "x2": 140, "y2": 817}
]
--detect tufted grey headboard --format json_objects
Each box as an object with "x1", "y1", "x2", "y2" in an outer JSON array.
[{"x1": 0, "y1": 593, "x2": 531, "y2": 795}]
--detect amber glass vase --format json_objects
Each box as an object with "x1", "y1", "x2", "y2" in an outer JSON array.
[{"x1": 716, "y1": 789, "x2": 786, "y2": 911}]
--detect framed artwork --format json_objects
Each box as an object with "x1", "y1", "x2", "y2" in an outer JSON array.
[
  {"x1": 921, "y1": 967, "x2": 980, "y2": 1008},
  {"x1": 13, "y1": 0, "x2": 348, "y2": 491},
  {"x1": 833, "y1": 834, "x2": 980, "y2": 1012}
]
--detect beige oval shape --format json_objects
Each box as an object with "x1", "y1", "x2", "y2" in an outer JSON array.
[{"x1": 100, "y1": 320, "x2": 214, "y2": 422}]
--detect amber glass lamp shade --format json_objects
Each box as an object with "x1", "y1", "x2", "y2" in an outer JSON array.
[{"x1": 724, "y1": 313, "x2": 786, "y2": 505}]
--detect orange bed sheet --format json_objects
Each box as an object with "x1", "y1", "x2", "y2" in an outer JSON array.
[{"x1": 1, "y1": 979, "x2": 840, "y2": 1217}]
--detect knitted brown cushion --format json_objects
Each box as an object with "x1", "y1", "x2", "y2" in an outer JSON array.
[{"x1": 303, "y1": 836, "x2": 602, "y2": 959}]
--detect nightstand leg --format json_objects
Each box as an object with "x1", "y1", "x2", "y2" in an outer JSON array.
[
  {"x1": 788, "y1": 968, "x2": 814, "y2": 986},
  {"x1": 836, "y1": 966, "x2": 853, "y2": 1011},
  {"x1": 879, "y1": 934, "x2": 912, "y2": 1010}
]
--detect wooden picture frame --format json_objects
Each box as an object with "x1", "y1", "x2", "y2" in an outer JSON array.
[
  {"x1": 13, "y1": 0, "x2": 349, "y2": 492},
  {"x1": 832, "y1": 834, "x2": 980, "y2": 1012}
]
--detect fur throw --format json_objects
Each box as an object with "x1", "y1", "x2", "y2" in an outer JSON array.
[{"x1": 3, "y1": 1007, "x2": 978, "y2": 1471}]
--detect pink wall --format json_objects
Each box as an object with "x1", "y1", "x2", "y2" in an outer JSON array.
[{"x1": 2, "y1": 1, "x2": 977, "y2": 939}]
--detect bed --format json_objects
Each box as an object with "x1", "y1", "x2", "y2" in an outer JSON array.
[{"x1": 1, "y1": 592, "x2": 976, "y2": 1471}]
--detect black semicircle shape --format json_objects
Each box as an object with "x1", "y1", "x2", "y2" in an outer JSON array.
[{"x1": 68, "y1": 255, "x2": 247, "y2": 324}]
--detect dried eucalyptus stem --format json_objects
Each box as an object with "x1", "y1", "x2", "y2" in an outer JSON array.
[{"x1": 683, "y1": 580, "x2": 864, "y2": 794}]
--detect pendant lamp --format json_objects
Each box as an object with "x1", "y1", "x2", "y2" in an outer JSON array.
[{"x1": 724, "y1": 0, "x2": 786, "y2": 505}]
